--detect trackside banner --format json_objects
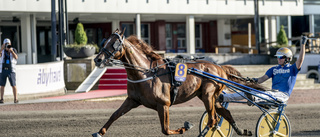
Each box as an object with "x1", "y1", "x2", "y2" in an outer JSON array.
[{"x1": 4, "y1": 61, "x2": 65, "y2": 95}]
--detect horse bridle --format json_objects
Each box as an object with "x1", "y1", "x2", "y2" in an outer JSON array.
[{"x1": 94, "y1": 32, "x2": 125, "y2": 66}]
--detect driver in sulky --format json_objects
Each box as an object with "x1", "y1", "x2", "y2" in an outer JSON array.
[
  {"x1": 0, "y1": 38, "x2": 19, "y2": 104},
  {"x1": 218, "y1": 36, "x2": 308, "y2": 105}
]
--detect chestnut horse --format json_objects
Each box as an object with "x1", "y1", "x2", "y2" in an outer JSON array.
[{"x1": 92, "y1": 29, "x2": 265, "y2": 137}]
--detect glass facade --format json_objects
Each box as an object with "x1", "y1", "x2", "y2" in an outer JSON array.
[
  {"x1": 279, "y1": 16, "x2": 289, "y2": 37},
  {"x1": 195, "y1": 24, "x2": 202, "y2": 48},
  {"x1": 121, "y1": 23, "x2": 134, "y2": 37},
  {"x1": 315, "y1": 15, "x2": 320, "y2": 36},
  {"x1": 141, "y1": 24, "x2": 149, "y2": 43},
  {"x1": 177, "y1": 24, "x2": 186, "y2": 49},
  {"x1": 0, "y1": 26, "x2": 19, "y2": 52},
  {"x1": 165, "y1": 24, "x2": 172, "y2": 49},
  {"x1": 121, "y1": 23, "x2": 150, "y2": 43}
]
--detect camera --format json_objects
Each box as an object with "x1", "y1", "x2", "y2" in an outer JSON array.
[{"x1": 5, "y1": 44, "x2": 12, "y2": 49}]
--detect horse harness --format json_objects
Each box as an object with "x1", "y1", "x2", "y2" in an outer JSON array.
[
  {"x1": 97, "y1": 32, "x2": 200, "y2": 106},
  {"x1": 94, "y1": 33, "x2": 125, "y2": 65},
  {"x1": 108, "y1": 56, "x2": 196, "y2": 106}
]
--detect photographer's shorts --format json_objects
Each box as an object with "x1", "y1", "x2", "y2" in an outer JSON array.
[{"x1": 0, "y1": 70, "x2": 16, "y2": 86}]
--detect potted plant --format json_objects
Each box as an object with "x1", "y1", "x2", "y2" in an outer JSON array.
[
  {"x1": 269, "y1": 25, "x2": 296, "y2": 56},
  {"x1": 64, "y1": 23, "x2": 99, "y2": 58}
]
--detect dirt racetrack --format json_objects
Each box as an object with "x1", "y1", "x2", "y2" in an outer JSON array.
[{"x1": 0, "y1": 89, "x2": 320, "y2": 137}]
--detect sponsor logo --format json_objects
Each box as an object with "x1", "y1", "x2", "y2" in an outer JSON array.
[
  {"x1": 37, "y1": 68, "x2": 62, "y2": 86},
  {"x1": 273, "y1": 68, "x2": 290, "y2": 75}
]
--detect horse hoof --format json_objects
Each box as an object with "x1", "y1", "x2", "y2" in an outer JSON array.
[
  {"x1": 244, "y1": 129, "x2": 253, "y2": 136},
  {"x1": 184, "y1": 121, "x2": 194, "y2": 130},
  {"x1": 236, "y1": 129, "x2": 252, "y2": 136},
  {"x1": 92, "y1": 132, "x2": 102, "y2": 137}
]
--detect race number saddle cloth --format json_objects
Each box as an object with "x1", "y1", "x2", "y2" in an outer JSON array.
[{"x1": 165, "y1": 55, "x2": 206, "y2": 106}]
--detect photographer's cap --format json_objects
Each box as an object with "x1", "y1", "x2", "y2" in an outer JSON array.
[{"x1": 3, "y1": 38, "x2": 11, "y2": 44}]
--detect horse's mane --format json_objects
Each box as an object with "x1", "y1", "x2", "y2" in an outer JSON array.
[
  {"x1": 221, "y1": 65, "x2": 266, "y2": 91},
  {"x1": 126, "y1": 35, "x2": 162, "y2": 61}
]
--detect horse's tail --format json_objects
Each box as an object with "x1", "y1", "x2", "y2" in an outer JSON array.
[{"x1": 221, "y1": 65, "x2": 266, "y2": 91}]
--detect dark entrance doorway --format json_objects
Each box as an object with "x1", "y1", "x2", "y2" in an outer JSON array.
[
  {"x1": 37, "y1": 26, "x2": 53, "y2": 63},
  {"x1": 291, "y1": 15, "x2": 309, "y2": 37}
]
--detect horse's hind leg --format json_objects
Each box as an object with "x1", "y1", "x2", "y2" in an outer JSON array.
[
  {"x1": 157, "y1": 104, "x2": 190, "y2": 135},
  {"x1": 94, "y1": 97, "x2": 140, "y2": 136},
  {"x1": 215, "y1": 101, "x2": 253, "y2": 136},
  {"x1": 200, "y1": 84, "x2": 218, "y2": 128}
]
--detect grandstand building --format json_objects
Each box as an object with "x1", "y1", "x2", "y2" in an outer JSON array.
[{"x1": 0, "y1": 0, "x2": 318, "y2": 64}]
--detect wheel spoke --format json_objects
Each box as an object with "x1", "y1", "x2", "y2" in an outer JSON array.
[
  {"x1": 200, "y1": 112, "x2": 233, "y2": 137},
  {"x1": 257, "y1": 112, "x2": 290, "y2": 137},
  {"x1": 259, "y1": 131, "x2": 272, "y2": 137},
  {"x1": 274, "y1": 131, "x2": 287, "y2": 137},
  {"x1": 265, "y1": 117, "x2": 275, "y2": 131},
  {"x1": 216, "y1": 128, "x2": 227, "y2": 137}
]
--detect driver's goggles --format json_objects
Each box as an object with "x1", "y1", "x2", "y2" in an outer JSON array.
[{"x1": 277, "y1": 56, "x2": 286, "y2": 59}]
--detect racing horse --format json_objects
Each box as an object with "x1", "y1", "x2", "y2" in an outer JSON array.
[{"x1": 92, "y1": 29, "x2": 266, "y2": 136}]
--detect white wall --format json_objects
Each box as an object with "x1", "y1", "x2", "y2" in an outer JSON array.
[
  {"x1": 217, "y1": 19, "x2": 231, "y2": 53},
  {"x1": 295, "y1": 54, "x2": 320, "y2": 74},
  {"x1": 3, "y1": 61, "x2": 65, "y2": 95},
  {"x1": 0, "y1": 0, "x2": 55, "y2": 12},
  {"x1": 268, "y1": 16, "x2": 277, "y2": 46},
  {"x1": 304, "y1": 5, "x2": 320, "y2": 15},
  {"x1": 0, "y1": 0, "x2": 303, "y2": 16},
  {"x1": 17, "y1": 53, "x2": 27, "y2": 64}
]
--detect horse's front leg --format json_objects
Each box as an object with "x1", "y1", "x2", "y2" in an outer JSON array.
[
  {"x1": 92, "y1": 97, "x2": 140, "y2": 137},
  {"x1": 157, "y1": 104, "x2": 189, "y2": 135}
]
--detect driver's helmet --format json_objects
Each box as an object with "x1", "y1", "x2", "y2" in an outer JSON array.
[{"x1": 274, "y1": 47, "x2": 293, "y2": 61}]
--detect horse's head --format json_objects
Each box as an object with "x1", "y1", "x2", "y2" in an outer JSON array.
[{"x1": 94, "y1": 29, "x2": 126, "y2": 68}]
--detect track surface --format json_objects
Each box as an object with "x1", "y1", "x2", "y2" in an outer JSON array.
[{"x1": 1, "y1": 89, "x2": 320, "y2": 137}]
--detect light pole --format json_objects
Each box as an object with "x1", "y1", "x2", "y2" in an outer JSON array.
[
  {"x1": 51, "y1": 0, "x2": 57, "y2": 61},
  {"x1": 254, "y1": 0, "x2": 261, "y2": 54}
]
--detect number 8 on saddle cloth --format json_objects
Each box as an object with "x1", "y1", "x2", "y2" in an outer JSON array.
[{"x1": 174, "y1": 63, "x2": 188, "y2": 82}]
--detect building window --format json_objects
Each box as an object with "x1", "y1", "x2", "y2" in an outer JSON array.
[
  {"x1": 195, "y1": 24, "x2": 202, "y2": 48},
  {"x1": 121, "y1": 23, "x2": 134, "y2": 37},
  {"x1": 278, "y1": 16, "x2": 289, "y2": 37},
  {"x1": 121, "y1": 23, "x2": 149, "y2": 43},
  {"x1": 141, "y1": 24, "x2": 150, "y2": 43},
  {"x1": 165, "y1": 24, "x2": 172, "y2": 49},
  {"x1": 86, "y1": 28, "x2": 95, "y2": 44},
  {"x1": 315, "y1": 15, "x2": 320, "y2": 37},
  {"x1": 39, "y1": 31, "x2": 46, "y2": 55},
  {"x1": 177, "y1": 24, "x2": 186, "y2": 49},
  {"x1": 69, "y1": 30, "x2": 75, "y2": 44}
]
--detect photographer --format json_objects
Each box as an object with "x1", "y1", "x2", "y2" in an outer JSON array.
[{"x1": 0, "y1": 38, "x2": 18, "y2": 103}]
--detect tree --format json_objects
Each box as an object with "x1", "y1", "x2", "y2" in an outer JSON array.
[
  {"x1": 64, "y1": 22, "x2": 99, "y2": 58},
  {"x1": 276, "y1": 25, "x2": 288, "y2": 46},
  {"x1": 75, "y1": 23, "x2": 87, "y2": 45}
]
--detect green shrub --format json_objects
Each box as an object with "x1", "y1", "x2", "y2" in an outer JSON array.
[
  {"x1": 75, "y1": 23, "x2": 87, "y2": 45},
  {"x1": 276, "y1": 25, "x2": 288, "y2": 46},
  {"x1": 65, "y1": 22, "x2": 99, "y2": 52}
]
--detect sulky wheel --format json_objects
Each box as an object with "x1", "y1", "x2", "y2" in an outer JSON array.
[
  {"x1": 255, "y1": 111, "x2": 291, "y2": 137},
  {"x1": 199, "y1": 111, "x2": 233, "y2": 137}
]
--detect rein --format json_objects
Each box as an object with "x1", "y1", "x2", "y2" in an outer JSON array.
[
  {"x1": 108, "y1": 58, "x2": 170, "y2": 83},
  {"x1": 97, "y1": 32, "x2": 171, "y2": 83}
]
